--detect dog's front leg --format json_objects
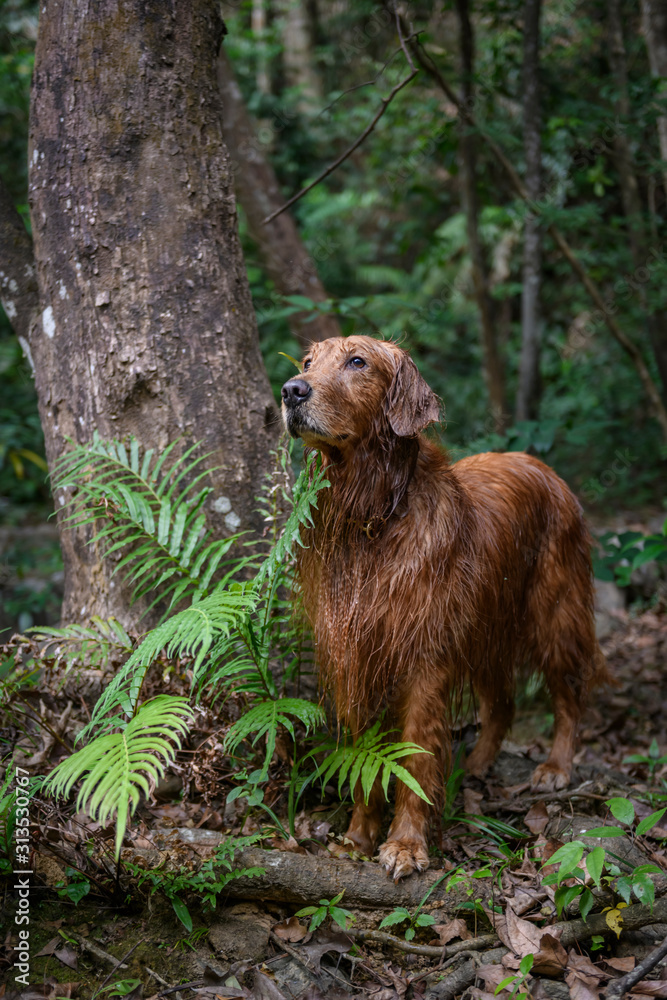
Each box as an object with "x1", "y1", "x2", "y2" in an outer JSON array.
[{"x1": 377, "y1": 675, "x2": 448, "y2": 880}]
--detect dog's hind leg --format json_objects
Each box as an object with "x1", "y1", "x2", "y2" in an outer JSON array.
[{"x1": 466, "y1": 680, "x2": 515, "y2": 778}]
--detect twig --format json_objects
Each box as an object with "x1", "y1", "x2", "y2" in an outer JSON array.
[
  {"x1": 90, "y1": 934, "x2": 145, "y2": 997},
  {"x1": 75, "y1": 932, "x2": 133, "y2": 976},
  {"x1": 146, "y1": 967, "x2": 186, "y2": 1000},
  {"x1": 268, "y1": 930, "x2": 353, "y2": 990},
  {"x1": 405, "y1": 29, "x2": 667, "y2": 442},
  {"x1": 346, "y1": 927, "x2": 498, "y2": 958},
  {"x1": 317, "y1": 37, "x2": 419, "y2": 116},
  {"x1": 484, "y1": 788, "x2": 608, "y2": 813},
  {"x1": 262, "y1": 23, "x2": 417, "y2": 225},
  {"x1": 607, "y1": 931, "x2": 667, "y2": 998}
]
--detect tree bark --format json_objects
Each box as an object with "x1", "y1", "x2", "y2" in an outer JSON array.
[
  {"x1": 27, "y1": 0, "x2": 279, "y2": 627},
  {"x1": 608, "y1": 0, "x2": 667, "y2": 403},
  {"x1": 641, "y1": 0, "x2": 667, "y2": 199},
  {"x1": 516, "y1": 0, "x2": 542, "y2": 422},
  {"x1": 454, "y1": 0, "x2": 506, "y2": 430},
  {"x1": 217, "y1": 47, "x2": 340, "y2": 348},
  {"x1": 0, "y1": 175, "x2": 39, "y2": 359},
  {"x1": 279, "y1": 0, "x2": 322, "y2": 112}
]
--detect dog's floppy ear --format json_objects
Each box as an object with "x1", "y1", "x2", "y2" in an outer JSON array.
[{"x1": 384, "y1": 351, "x2": 441, "y2": 437}]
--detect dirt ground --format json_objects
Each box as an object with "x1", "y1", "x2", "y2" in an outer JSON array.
[{"x1": 2, "y1": 598, "x2": 667, "y2": 1000}]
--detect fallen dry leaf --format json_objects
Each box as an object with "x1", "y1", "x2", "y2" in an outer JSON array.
[
  {"x1": 35, "y1": 937, "x2": 60, "y2": 958},
  {"x1": 524, "y1": 801, "x2": 549, "y2": 834},
  {"x1": 54, "y1": 945, "x2": 78, "y2": 971},
  {"x1": 272, "y1": 916, "x2": 308, "y2": 943},
  {"x1": 433, "y1": 918, "x2": 470, "y2": 945},
  {"x1": 628, "y1": 985, "x2": 667, "y2": 998},
  {"x1": 532, "y1": 932, "x2": 568, "y2": 976},
  {"x1": 301, "y1": 931, "x2": 352, "y2": 973},
  {"x1": 464, "y1": 787, "x2": 484, "y2": 815},
  {"x1": 603, "y1": 956, "x2": 635, "y2": 973},
  {"x1": 565, "y1": 949, "x2": 605, "y2": 1000}
]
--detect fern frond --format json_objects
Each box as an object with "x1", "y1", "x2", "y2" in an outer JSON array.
[
  {"x1": 225, "y1": 698, "x2": 326, "y2": 778},
  {"x1": 313, "y1": 722, "x2": 433, "y2": 805},
  {"x1": 254, "y1": 451, "x2": 329, "y2": 589},
  {"x1": 28, "y1": 617, "x2": 133, "y2": 673},
  {"x1": 80, "y1": 586, "x2": 258, "y2": 741},
  {"x1": 46, "y1": 695, "x2": 194, "y2": 858},
  {"x1": 52, "y1": 433, "x2": 248, "y2": 617}
]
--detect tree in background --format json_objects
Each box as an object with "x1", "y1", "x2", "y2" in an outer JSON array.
[
  {"x1": 516, "y1": 0, "x2": 543, "y2": 421},
  {"x1": 2, "y1": 0, "x2": 279, "y2": 626}
]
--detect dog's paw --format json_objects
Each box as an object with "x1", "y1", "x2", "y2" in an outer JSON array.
[
  {"x1": 465, "y1": 749, "x2": 493, "y2": 779},
  {"x1": 377, "y1": 838, "x2": 430, "y2": 880},
  {"x1": 531, "y1": 761, "x2": 570, "y2": 792}
]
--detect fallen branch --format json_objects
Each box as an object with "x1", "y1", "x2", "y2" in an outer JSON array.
[
  {"x1": 346, "y1": 928, "x2": 498, "y2": 959},
  {"x1": 606, "y1": 930, "x2": 667, "y2": 998}
]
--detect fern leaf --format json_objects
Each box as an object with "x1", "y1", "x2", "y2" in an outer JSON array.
[
  {"x1": 46, "y1": 695, "x2": 194, "y2": 858},
  {"x1": 225, "y1": 698, "x2": 326, "y2": 778}
]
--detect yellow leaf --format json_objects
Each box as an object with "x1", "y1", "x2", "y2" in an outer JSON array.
[
  {"x1": 8, "y1": 450, "x2": 25, "y2": 479},
  {"x1": 603, "y1": 902, "x2": 627, "y2": 938},
  {"x1": 278, "y1": 351, "x2": 302, "y2": 370},
  {"x1": 18, "y1": 448, "x2": 49, "y2": 472}
]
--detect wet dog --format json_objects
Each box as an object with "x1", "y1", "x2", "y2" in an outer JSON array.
[{"x1": 281, "y1": 336, "x2": 608, "y2": 879}]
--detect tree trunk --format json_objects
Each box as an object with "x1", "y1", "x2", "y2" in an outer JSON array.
[
  {"x1": 0, "y1": 176, "x2": 39, "y2": 357},
  {"x1": 609, "y1": 0, "x2": 667, "y2": 402},
  {"x1": 279, "y1": 0, "x2": 322, "y2": 112},
  {"x1": 27, "y1": 0, "x2": 279, "y2": 627},
  {"x1": 641, "y1": 0, "x2": 667, "y2": 199},
  {"x1": 252, "y1": 0, "x2": 271, "y2": 96},
  {"x1": 217, "y1": 47, "x2": 340, "y2": 348},
  {"x1": 454, "y1": 0, "x2": 506, "y2": 430},
  {"x1": 516, "y1": 0, "x2": 542, "y2": 422}
]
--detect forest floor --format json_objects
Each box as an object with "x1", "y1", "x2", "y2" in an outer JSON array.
[{"x1": 2, "y1": 592, "x2": 667, "y2": 1000}]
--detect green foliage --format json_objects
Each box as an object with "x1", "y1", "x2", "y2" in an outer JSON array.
[
  {"x1": 541, "y1": 794, "x2": 665, "y2": 920},
  {"x1": 296, "y1": 890, "x2": 355, "y2": 933},
  {"x1": 379, "y1": 905, "x2": 435, "y2": 942},
  {"x1": 312, "y1": 719, "x2": 433, "y2": 806},
  {"x1": 126, "y1": 833, "x2": 265, "y2": 931},
  {"x1": 594, "y1": 525, "x2": 667, "y2": 587},
  {"x1": 495, "y1": 954, "x2": 534, "y2": 1000},
  {"x1": 624, "y1": 738, "x2": 667, "y2": 785},
  {"x1": 55, "y1": 866, "x2": 91, "y2": 905},
  {"x1": 225, "y1": 697, "x2": 325, "y2": 781},
  {"x1": 53, "y1": 433, "x2": 251, "y2": 619},
  {"x1": 45, "y1": 695, "x2": 194, "y2": 858},
  {"x1": 28, "y1": 616, "x2": 133, "y2": 673}
]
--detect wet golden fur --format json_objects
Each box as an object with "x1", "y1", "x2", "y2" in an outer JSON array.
[{"x1": 281, "y1": 336, "x2": 609, "y2": 879}]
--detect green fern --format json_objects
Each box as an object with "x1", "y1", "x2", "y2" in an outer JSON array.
[
  {"x1": 225, "y1": 698, "x2": 326, "y2": 779},
  {"x1": 52, "y1": 433, "x2": 251, "y2": 618},
  {"x1": 46, "y1": 695, "x2": 194, "y2": 858},
  {"x1": 313, "y1": 721, "x2": 433, "y2": 805},
  {"x1": 28, "y1": 616, "x2": 133, "y2": 673},
  {"x1": 79, "y1": 586, "x2": 258, "y2": 741}
]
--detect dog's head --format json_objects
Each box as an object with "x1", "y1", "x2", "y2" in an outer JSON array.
[{"x1": 281, "y1": 336, "x2": 441, "y2": 451}]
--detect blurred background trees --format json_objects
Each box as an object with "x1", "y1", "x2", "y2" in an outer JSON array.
[{"x1": 1, "y1": 0, "x2": 666, "y2": 633}]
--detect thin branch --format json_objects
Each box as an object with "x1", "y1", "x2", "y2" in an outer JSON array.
[
  {"x1": 346, "y1": 927, "x2": 498, "y2": 959},
  {"x1": 407, "y1": 31, "x2": 667, "y2": 442},
  {"x1": 262, "y1": 53, "x2": 417, "y2": 225},
  {"x1": 607, "y1": 931, "x2": 667, "y2": 998},
  {"x1": 317, "y1": 39, "x2": 415, "y2": 117}
]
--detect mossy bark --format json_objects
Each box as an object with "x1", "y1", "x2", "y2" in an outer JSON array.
[{"x1": 27, "y1": 0, "x2": 279, "y2": 625}]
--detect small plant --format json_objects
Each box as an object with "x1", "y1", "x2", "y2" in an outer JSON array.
[
  {"x1": 98, "y1": 980, "x2": 142, "y2": 997},
  {"x1": 379, "y1": 904, "x2": 435, "y2": 941},
  {"x1": 55, "y1": 866, "x2": 91, "y2": 904},
  {"x1": 126, "y1": 833, "x2": 265, "y2": 931},
  {"x1": 624, "y1": 738, "x2": 667, "y2": 785},
  {"x1": 296, "y1": 890, "x2": 356, "y2": 932},
  {"x1": 46, "y1": 695, "x2": 194, "y2": 857},
  {"x1": 495, "y1": 953, "x2": 534, "y2": 1000},
  {"x1": 541, "y1": 796, "x2": 665, "y2": 921}
]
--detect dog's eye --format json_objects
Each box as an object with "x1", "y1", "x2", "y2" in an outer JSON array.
[
  {"x1": 303, "y1": 359, "x2": 311, "y2": 371},
  {"x1": 348, "y1": 357, "x2": 366, "y2": 369}
]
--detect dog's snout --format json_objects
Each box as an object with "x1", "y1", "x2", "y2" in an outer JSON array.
[{"x1": 281, "y1": 378, "x2": 312, "y2": 406}]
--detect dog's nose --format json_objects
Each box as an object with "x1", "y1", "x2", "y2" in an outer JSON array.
[{"x1": 281, "y1": 378, "x2": 312, "y2": 406}]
